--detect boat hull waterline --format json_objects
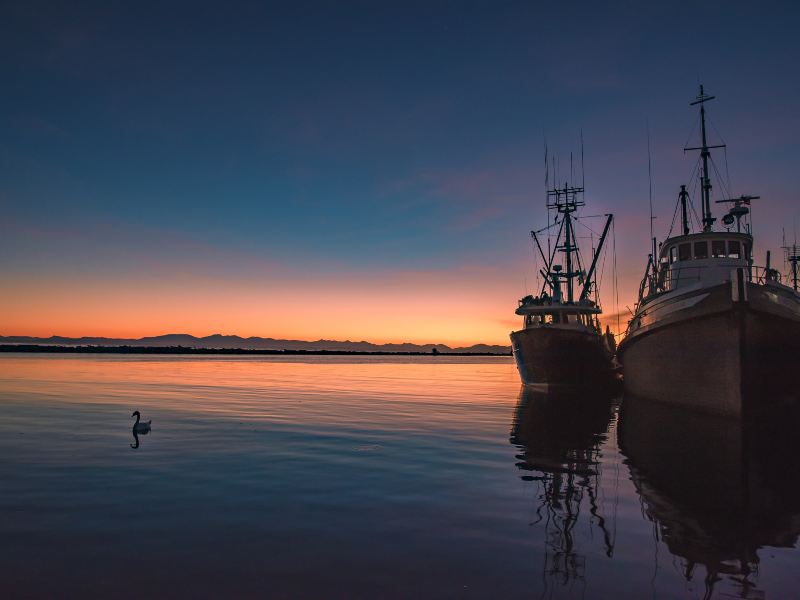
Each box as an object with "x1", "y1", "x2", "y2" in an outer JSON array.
[
  {"x1": 511, "y1": 327, "x2": 615, "y2": 386},
  {"x1": 618, "y1": 279, "x2": 800, "y2": 417}
]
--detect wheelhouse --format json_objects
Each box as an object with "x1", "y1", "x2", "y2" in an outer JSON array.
[
  {"x1": 515, "y1": 302, "x2": 602, "y2": 330},
  {"x1": 653, "y1": 231, "x2": 753, "y2": 293},
  {"x1": 659, "y1": 232, "x2": 752, "y2": 266}
]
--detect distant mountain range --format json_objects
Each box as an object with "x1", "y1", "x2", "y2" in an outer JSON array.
[{"x1": 0, "y1": 334, "x2": 511, "y2": 354}]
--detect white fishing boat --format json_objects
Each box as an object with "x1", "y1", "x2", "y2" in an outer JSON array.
[{"x1": 618, "y1": 86, "x2": 800, "y2": 418}]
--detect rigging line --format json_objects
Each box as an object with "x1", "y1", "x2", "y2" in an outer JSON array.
[
  {"x1": 588, "y1": 228, "x2": 596, "y2": 302},
  {"x1": 688, "y1": 161, "x2": 703, "y2": 228},
  {"x1": 573, "y1": 213, "x2": 611, "y2": 220},
  {"x1": 683, "y1": 111, "x2": 701, "y2": 152},
  {"x1": 708, "y1": 155, "x2": 729, "y2": 195},
  {"x1": 574, "y1": 218, "x2": 603, "y2": 237},
  {"x1": 709, "y1": 156, "x2": 731, "y2": 198},
  {"x1": 666, "y1": 191, "x2": 681, "y2": 239},
  {"x1": 533, "y1": 221, "x2": 562, "y2": 235},
  {"x1": 612, "y1": 218, "x2": 620, "y2": 335},
  {"x1": 723, "y1": 146, "x2": 732, "y2": 201},
  {"x1": 707, "y1": 114, "x2": 728, "y2": 146},
  {"x1": 544, "y1": 137, "x2": 550, "y2": 244},
  {"x1": 596, "y1": 238, "x2": 608, "y2": 309},
  {"x1": 541, "y1": 218, "x2": 566, "y2": 296},
  {"x1": 531, "y1": 237, "x2": 540, "y2": 293},
  {"x1": 647, "y1": 124, "x2": 655, "y2": 246},
  {"x1": 707, "y1": 114, "x2": 734, "y2": 195}
]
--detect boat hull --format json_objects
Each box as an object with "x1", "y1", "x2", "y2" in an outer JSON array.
[
  {"x1": 510, "y1": 327, "x2": 615, "y2": 386},
  {"x1": 618, "y1": 281, "x2": 800, "y2": 418}
]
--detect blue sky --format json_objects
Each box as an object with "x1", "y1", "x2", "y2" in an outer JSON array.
[{"x1": 2, "y1": 1, "x2": 799, "y2": 342}]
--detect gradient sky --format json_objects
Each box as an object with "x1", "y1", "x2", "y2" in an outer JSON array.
[{"x1": 2, "y1": 1, "x2": 799, "y2": 345}]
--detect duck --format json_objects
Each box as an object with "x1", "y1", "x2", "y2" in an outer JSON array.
[{"x1": 131, "y1": 411, "x2": 152, "y2": 434}]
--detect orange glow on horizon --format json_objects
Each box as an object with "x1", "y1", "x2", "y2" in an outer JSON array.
[{"x1": 1, "y1": 264, "x2": 640, "y2": 345}]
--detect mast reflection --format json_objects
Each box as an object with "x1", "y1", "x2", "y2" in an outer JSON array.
[
  {"x1": 510, "y1": 384, "x2": 618, "y2": 592},
  {"x1": 619, "y1": 398, "x2": 800, "y2": 599}
]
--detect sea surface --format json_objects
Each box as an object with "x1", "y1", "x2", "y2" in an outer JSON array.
[{"x1": 1, "y1": 354, "x2": 798, "y2": 599}]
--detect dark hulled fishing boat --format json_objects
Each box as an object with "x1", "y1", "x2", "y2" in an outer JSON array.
[
  {"x1": 617, "y1": 86, "x2": 800, "y2": 418},
  {"x1": 511, "y1": 182, "x2": 616, "y2": 386}
]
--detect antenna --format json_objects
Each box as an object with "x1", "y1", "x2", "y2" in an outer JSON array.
[
  {"x1": 570, "y1": 151, "x2": 573, "y2": 183},
  {"x1": 544, "y1": 138, "x2": 549, "y2": 191},
  {"x1": 581, "y1": 129, "x2": 585, "y2": 190},
  {"x1": 647, "y1": 125, "x2": 657, "y2": 273},
  {"x1": 782, "y1": 228, "x2": 800, "y2": 292}
]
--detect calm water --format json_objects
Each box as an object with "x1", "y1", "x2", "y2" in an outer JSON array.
[{"x1": 1, "y1": 354, "x2": 798, "y2": 599}]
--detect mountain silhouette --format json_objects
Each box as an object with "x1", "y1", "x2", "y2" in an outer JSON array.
[{"x1": 0, "y1": 334, "x2": 511, "y2": 354}]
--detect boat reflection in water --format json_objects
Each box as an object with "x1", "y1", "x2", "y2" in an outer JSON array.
[
  {"x1": 619, "y1": 397, "x2": 800, "y2": 598},
  {"x1": 510, "y1": 384, "x2": 618, "y2": 593}
]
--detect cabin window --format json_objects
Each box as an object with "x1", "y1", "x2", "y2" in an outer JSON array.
[
  {"x1": 744, "y1": 243, "x2": 751, "y2": 260},
  {"x1": 728, "y1": 241, "x2": 741, "y2": 259},
  {"x1": 678, "y1": 243, "x2": 691, "y2": 261},
  {"x1": 712, "y1": 240, "x2": 726, "y2": 258},
  {"x1": 669, "y1": 247, "x2": 677, "y2": 263},
  {"x1": 551, "y1": 313, "x2": 561, "y2": 324},
  {"x1": 694, "y1": 241, "x2": 708, "y2": 259}
]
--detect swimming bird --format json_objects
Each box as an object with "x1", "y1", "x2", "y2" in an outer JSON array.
[{"x1": 131, "y1": 411, "x2": 151, "y2": 433}]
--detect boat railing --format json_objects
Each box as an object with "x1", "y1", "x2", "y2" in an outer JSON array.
[
  {"x1": 749, "y1": 265, "x2": 783, "y2": 285},
  {"x1": 654, "y1": 264, "x2": 781, "y2": 293}
]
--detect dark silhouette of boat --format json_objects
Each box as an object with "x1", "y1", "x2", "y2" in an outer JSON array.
[
  {"x1": 618, "y1": 86, "x2": 800, "y2": 418},
  {"x1": 510, "y1": 180, "x2": 616, "y2": 386}
]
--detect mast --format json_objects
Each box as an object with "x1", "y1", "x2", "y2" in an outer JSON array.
[
  {"x1": 685, "y1": 85, "x2": 726, "y2": 232},
  {"x1": 547, "y1": 182, "x2": 584, "y2": 304},
  {"x1": 565, "y1": 188, "x2": 574, "y2": 302},
  {"x1": 784, "y1": 243, "x2": 800, "y2": 291}
]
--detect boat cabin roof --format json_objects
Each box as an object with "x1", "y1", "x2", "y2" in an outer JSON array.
[
  {"x1": 659, "y1": 231, "x2": 752, "y2": 262},
  {"x1": 516, "y1": 303, "x2": 601, "y2": 316}
]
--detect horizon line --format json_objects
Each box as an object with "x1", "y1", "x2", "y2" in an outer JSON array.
[{"x1": 0, "y1": 332, "x2": 512, "y2": 348}]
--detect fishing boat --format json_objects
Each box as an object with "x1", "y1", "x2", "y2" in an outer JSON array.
[
  {"x1": 511, "y1": 181, "x2": 616, "y2": 386},
  {"x1": 617, "y1": 86, "x2": 800, "y2": 418}
]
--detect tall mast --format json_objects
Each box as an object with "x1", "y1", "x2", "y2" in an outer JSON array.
[
  {"x1": 564, "y1": 184, "x2": 574, "y2": 302},
  {"x1": 686, "y1": 85, "x2": 725, "y2": 232},
  {"x1": 546, "y1": 182, "x2": 584, "y2": 304}
]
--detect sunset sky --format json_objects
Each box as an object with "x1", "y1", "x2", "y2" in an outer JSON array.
[{"x1": 2, "y1": 1, "x2": 799, "y2": 345}]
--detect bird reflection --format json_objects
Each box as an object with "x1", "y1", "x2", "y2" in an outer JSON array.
[
  {"x1": 510, "y1": 384, "x2": 618, "y2": 593},
  {"x1": 619, "y1": 397, "x2": 800, "y2": 599},
  {"x1": 130, "y1": 428, "x2": 141, "y2": 449}
]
